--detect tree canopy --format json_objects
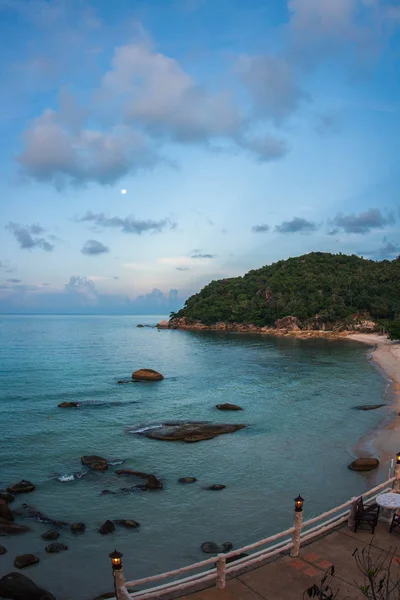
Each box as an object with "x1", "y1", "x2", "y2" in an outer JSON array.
[{"x1": 171, "y1": 252, "x2": 400, "y2": 327}]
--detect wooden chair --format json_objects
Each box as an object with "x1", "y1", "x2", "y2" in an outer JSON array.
[
  {"x1": 390, "y1": 510, "x2": 400, "y2": 534},
  {"x1": 354, "y1": 497, "x2": 380, "y2": 534}
]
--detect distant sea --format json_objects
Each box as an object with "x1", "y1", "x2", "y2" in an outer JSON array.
[{"x1": 0, "y1": 315, "x2": 390, "y2": 600}]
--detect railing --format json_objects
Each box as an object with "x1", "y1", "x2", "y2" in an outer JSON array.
[{"x1": 111, "y1": 474, "x2": 397, "y2": 600}]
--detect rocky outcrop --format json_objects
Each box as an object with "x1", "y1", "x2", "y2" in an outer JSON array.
[
  {"x1": 274, "y1": 316, "x2": 301, "y2": 331},
  {"x1": 0, "y1": 499, "x2": 14, "y2": 521},
  {"x1": 216, "y1": 403, "x2": 243, "y2": 411},
  {"x1": 58, "y1": 401, "x2": 80, "y2": 408},
  {"x1": 114, "y1": 470, "x2": 163, "y2": 490},
  {"x1": 81, "y1": 455, "x2": 108, "y2": 470},
  {"x1": 132, "y1": 369, "x2": 164, "y2": 381},
  {"x1": 179, "y1": 477, "x2": 197, "y2": 484},
  {"x1": 99, "y1": 520, "x2": 115, "y2": 535},
  {"x1": 0, "y1": 521, "x2": 30, "y2": 535},
  {"x1": 145, "y1": 423, "x2": 245, "y2": 443},
  {"x1": 14, "y1": 554, "x2": 40, "y2": 569},
  {"x1": 41, "y1": 530, "x2": 60, "y2": 541},
  {"x1": 0, "y1": 572, "x2": 56, "y2": 600},
  {"x1": 7, "y1": 481, "x2": 35, "y2": 494},
  {"x1": 201, "y1": 541, "x2": 233, "y2": 554},
  {"x1": 348, "y1": 458, "x2": 379, "y2": 471},
  {"x1": 156, "y1": 320, "x2": 169, "y2": 328},
  {"x1": 45, "y1": 542, "x2": 68, "y2": 553}
]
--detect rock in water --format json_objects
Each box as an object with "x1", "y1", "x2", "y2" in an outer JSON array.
[
  {"x1": 0, "y1": 499, "x2": 14, "y2": 521},
  {"x1": 178, "y1": 477, "x2": 197, "y2": 484},
  {"x1": 114, "y1": 519, "x2": 140, "y2": 529},
  {"x1": 353, "y1": 404, "x2": 386, "y2": 411},
  {"x1": 14, "y1": 554, "x2": 40, "y2": 569},
  {"x1": 0, "y1": 545, "x2": 7, "y2": 555},
  {"x1": 348, "y1": 458, "x2": 380, "y2": 471},
  {"x1": 207, "y1": 484, "x2": 226, "y2": 491},
  {"x1": 156, "y1": 320, "x2": 169, "y2": 328},
  {"x1": 131, "y1": 369, "x2": 164, "y2": 381},
  {"x1": 41, "y1": 530, "x2": 60, "y2": 541},
  {"x1": 71, "y1": 522, "x2": 86, "y2": 533},
  {"x1": 0, "y1": 491, "x2": 15, "y2": 504},
  {"x1": 216, "y1": 403, "x2": 243, "y2": 411},
  {"x1": 145, "y1": 423, "x2": 245, "y2": 443},
  {"x1": 0, "y1": 522, "x2": 30, "y2": 535},
  {"x1": 58, "y1": 401, "x2": 80, "y2": 408},
  {"x1": 45, "y1": 542, "x2": 68, "y2": 553},
  {"x1": 6, "y1": 481, "x2": 35, "y2": 494},
  {"x1": 201, "y1": 541, "x2": 233, "y2": 554},
  {"x1": 81, "y1": 455, "x2": 108, "y2": 470},
  {"x1": 99, "y1": 520, "x2": 115, "y2": 535},
  {"x1": 114, "y1": 470, "x2": 163, "y2": 490},
  {"x1": 0, "y1": 572, "x2": 56, "y2": 600}
]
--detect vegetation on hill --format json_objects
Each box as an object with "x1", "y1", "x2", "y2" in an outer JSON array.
[{"x1": 170, "y1": 252, "x2": 400, "y2": 328}]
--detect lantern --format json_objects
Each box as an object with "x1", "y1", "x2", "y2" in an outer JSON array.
[
  {"x1": 294, "y1": 494, "x2": 304, "y2": 512},
  {"x1": 109, "y1": 549, "x2": 123, "y2": 571}
]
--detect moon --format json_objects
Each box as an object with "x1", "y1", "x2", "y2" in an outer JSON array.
[{"x1": 121, "y1": 189, "x2": 127, "y2": 194}]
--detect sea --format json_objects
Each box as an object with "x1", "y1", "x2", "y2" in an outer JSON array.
[{"x1": 0, "y1": 315, "x2": 392, "y2": 599}]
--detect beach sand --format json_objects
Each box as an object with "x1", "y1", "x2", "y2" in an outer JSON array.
[{"x1": 347, "y1": 333, "x2": 400, "y2": 480}]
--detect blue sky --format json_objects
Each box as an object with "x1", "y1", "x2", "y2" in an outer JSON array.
[{"x1": 0, "y1": 0, "x2": 399, "y2": 314}]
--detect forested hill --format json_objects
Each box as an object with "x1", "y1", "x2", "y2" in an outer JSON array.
[{"x1": 170, "y1": 252, "x2": 400, "y2": 328}]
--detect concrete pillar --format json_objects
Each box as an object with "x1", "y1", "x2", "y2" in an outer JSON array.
[
  {"x1": 290, "y1": 510, "x2": 303, "y2": 558},
  {"x1": 216, "y1": 554, "x2": 227, "y2": 589},
  {"x1": 113, "y1": 566, "x2": 127, "y2": 600},
  {"x1": 347, "y1": 497, "x2": 359, "y2": 529}
]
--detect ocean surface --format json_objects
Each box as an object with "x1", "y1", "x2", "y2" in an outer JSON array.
[{"x1": 0, "y1": 315, "x2": 392, "y2": 599}]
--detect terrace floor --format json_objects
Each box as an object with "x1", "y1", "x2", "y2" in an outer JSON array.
[{"x1": 180, "y1": 521, "x2": 400, "y2": 600}]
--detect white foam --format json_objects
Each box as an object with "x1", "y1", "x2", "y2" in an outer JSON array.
[{"x1": 58, "y1": 474, "x2": 74, "y2": 482}]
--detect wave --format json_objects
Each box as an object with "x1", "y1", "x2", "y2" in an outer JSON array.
[{"x1": 57, "y1": 472, "x2": 87, "y2": 482}]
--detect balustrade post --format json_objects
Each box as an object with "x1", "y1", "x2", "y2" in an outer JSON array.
[
  {"x1": 290, "y1": 495, "x2": 304, "y2": 558},
  {"x1": 393, "y1": 453, "x2": 400, "y2": 491},
  {"x1": 109, "y1": 550, "x2": 127, "y2": 600},
  {"x1": 347, "y1": 497, "x2": 359, "y2": 530},
  {"x1": 216, "y1": 554, "x2": 227, "y2": 589}
]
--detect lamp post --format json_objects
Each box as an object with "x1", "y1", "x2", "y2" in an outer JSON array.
[
  {"x1": 394, "y1": 453, "x2": 400, "y2": 491},
  {"x1": 109, "y1": 550, "x2": 126, "y2": 599},
  {"x1": 290, "y1": 495, "x2": 304, "y2": 558}
]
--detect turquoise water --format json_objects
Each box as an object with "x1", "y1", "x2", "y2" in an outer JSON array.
[{"x1": 0, "y1": 315, "x2": 391, "y2": 599}]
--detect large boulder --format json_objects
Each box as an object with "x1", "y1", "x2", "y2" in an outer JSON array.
[
  {"x1": 145, "y1": 423, "x2": 245, "y2": 443},
  {"x1": 81, "y1": 456, "x2": 108, "y2": 471},
  {"x1": 41, "y1": 530, "x2": 60, "y2": 541},
  {"x1": 99, "y1": 520, "x2": 115, "y2": 535},
  {"x1": 132, "y1": 369, "x2": 164, "y2": 381},
  {"x1": 216, "y1": 403, "x2": 243, "y2": 411},
  {"x1": 0, "y1": 499, "x2": 14, "y2": 522},
  {"x1": 274, "y1": 316, "x2": 301, "y2": 331},
  {"x1": 114, "y1": 470, "x2": 163, "y2": 490},
  {"x1": 7, "y1": 481, "x2": 35, "y2": 494},
  {"x1": 14, "y1": 554, "x2": 40, "y2": 569},
  {"x1": 156, "y1": 320, "x2": 169, "y2": 329},
  {"x1": 0, "y1": 572, "x2": 56, "y2": 600},
  {"x1": 348, "y1": 458, "x2": 380, "y2": 471},
  {"x1": 45, "y1": 542, "x2": 68, "y2": 553}
]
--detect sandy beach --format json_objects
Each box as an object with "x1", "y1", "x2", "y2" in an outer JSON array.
[{"x1": 347, "y1": 333, "x2": 400, "y2": 477}]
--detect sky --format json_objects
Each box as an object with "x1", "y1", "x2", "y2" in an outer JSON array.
[{"x1": 0, "y1": 0, "x2": 399, "y2": 314}]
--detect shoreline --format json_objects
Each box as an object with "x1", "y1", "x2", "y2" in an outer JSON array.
[{"x1": 346, "y1": 334, "x2": 400, "y2": 483}]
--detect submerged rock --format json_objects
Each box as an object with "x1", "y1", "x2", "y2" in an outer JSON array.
[
  {"x1": 201, "y1": 541, "x2": 233, "y2": 554},
  {"x1": 58, "y1": 401, "x2": 80, "y2": 408},
  {"x1": 132, "y1": 369, "x2": 164, "y2": 381},
  {"x1": 81, "y1": 455, "x2": 108, "y2": 470},
  {"x1": 0, "y1": 521, "x2": 30, "y2": 535},
  {"x1": 21, "y1": 504, "x2": 69, "y2": 527},
  {"x1": 99, "y1": 520, "x2": 115, "y2": 535},
  {"x1": 0, "y1": 572, "x2": 56, "y2": 600},
  {"x1": 348, "y1": 457, "x2": 379, "y2": 471},
  {"x1": 0, "y1": 545, "x2": 7, "y2": 555},
  {"x1": 114, "y1": 469, "x2": 163, "y2": 490},
  {"x1": 178, "y1": 477, "x2": 197, "y2": 484},
  {"x1": 145, "y1": 423, "x2": 245, "y2": 443},
  {"x1": 0, "y1": 491, "x2": 15, "y2": 504},
  {"x1": 207, "y1": 484, "x2": 226, "y2": 491},
  {"x1": 71, "y1": 522, "x2": 86, "y2": 534},
  {"x1": 114, "y1": 519, "x2": 140, "y2": 529},
  {"x1": 45, "y1": 542, "x2": 68, "y2": 553},
  {"x1": 7, "y1": 481, "x2": 35, "y2": 495},
  {"x1": 353, "y1": 404, "x2": 386, "y2": 411},
  {"x1": 216, "y1": 403, "x2": 243, "y2": 411},
  {"x1": 0, "y1": 499, "x2": 14, "y2": 521},
  {"x1": 14, "y1": 554, "x2": 40, "y2": 569},
  {"x1": 41, "y1": 530, "x2": 60, "y2": 541}
]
